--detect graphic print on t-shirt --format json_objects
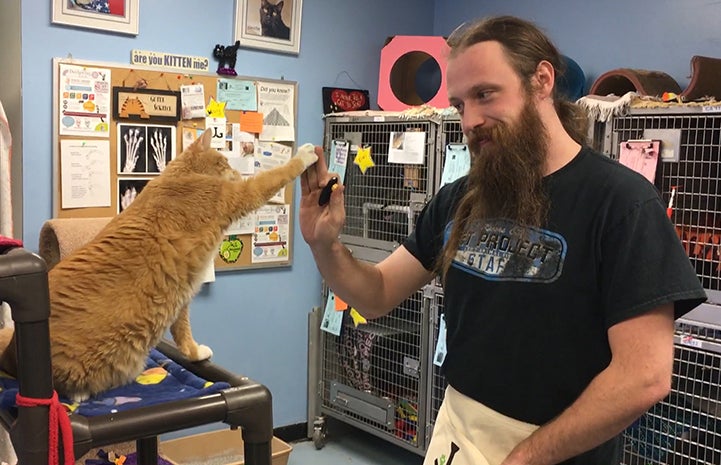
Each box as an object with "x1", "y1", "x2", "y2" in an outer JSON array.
[{"x1": 447, "y1": 218, "x2": 567, "y2": 282}]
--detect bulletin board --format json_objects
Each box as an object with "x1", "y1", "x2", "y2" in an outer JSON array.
[{"x1": 51, "y1": 57, "x2": 299, "y2": 272}]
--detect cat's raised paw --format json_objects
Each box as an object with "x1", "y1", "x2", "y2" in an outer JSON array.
[{"x1": 296, "y1": 143, "x2": 318, "y2": 169}]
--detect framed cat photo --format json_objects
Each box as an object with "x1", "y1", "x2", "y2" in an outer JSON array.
[
  {"x1": 52, "y1": 0, "x2": 139, "y2": 35},
  {"x1": 234, "y1": 0, "x2": 303, "y2": 55}
]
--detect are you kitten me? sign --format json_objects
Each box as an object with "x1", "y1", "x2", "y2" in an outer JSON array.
[{"x1": 131, "y1": 49, "x2": 210, "y2": 73}]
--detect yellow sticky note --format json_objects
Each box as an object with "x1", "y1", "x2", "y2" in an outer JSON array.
[
  {"x1": 349, "y1": 308, "x2": 367, "y2": 327},
  {"x1": 354, "y1": 146, "x2": 375, "y2": 174},
  {"x1": 206, "y1": 97, "x2": 226, "y2": 118}
]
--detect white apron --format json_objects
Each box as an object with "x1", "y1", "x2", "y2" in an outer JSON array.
[{"x1": 424, "y1": 385, "x2": 539, "y2": 465}]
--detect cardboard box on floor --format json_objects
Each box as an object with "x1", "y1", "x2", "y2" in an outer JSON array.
[{"x1": 160, "y1": 429, "x2": 292, "y2": 465}]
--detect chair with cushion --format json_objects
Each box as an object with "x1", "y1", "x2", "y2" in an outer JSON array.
[{"x1": 0, "y1": 221, "x2": 274, "y2": 465}]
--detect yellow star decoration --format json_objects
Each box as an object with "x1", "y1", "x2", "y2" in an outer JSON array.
[
  {"x1": 353, "y1": 146, "x2": 375, "y2": 174},
  {"x1": 349, "y1": 308, "x2": 367, "y2": 327},
  {"x1": 206, "y1": 97, "x2": 226, "y2": 118}
]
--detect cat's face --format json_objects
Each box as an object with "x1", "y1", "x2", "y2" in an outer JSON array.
[
  {"x1": 186, "y1": 149, "x2": 240, "y2": 181},
  {"x1": 260, "y1": 0, "x2": 283, "y2": 25}
]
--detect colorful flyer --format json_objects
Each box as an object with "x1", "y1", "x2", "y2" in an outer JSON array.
[{"x1": 58, "y1": 63, "x2": 111, "y2": 137}]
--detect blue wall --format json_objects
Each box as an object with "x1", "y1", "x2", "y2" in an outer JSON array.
[
  {"x1": 433, "y1": 0, "x2": 721, "y2": 92},
  {"x1": 19, "y1": 0, "x2": 433, "y2": 431},
  {"x1": 17, "y1": 0, "x2": 721, "y2": 435}
]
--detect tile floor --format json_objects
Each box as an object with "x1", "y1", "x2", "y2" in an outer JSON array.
[{"x1": 287, "y1": 419, "x2": 424, "y2": 465}]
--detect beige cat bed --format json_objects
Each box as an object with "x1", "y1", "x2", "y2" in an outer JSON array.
[{"x1": 38, "y1": 217, "x2": 111, "y2": 268}]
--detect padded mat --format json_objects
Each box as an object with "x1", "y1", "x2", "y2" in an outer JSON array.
[{"x1": 0, "y1": 348, "x2": 230, "y2": 417}]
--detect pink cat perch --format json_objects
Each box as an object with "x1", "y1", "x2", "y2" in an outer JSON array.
[{"x1": 377, "y1": 36, "x2": 450, "y2": 110}]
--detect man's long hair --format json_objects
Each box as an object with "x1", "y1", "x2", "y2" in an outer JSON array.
[{"x1": 437, "y1": 16, "x2": 589, "y2": 281}]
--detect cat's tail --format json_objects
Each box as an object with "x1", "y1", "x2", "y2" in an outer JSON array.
[{"x1": 0, "y1": 327, "x2": 17, "y2": 376}]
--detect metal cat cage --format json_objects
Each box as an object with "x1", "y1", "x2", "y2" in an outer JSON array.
[
  {"x1": 321, "y1": 114, "x2": 440, "y2": 258},
  {"x1": 624, "y1": 323, "x2": 721, "y2": 465},
  {"x1": 603, "y1": 108, "x2": 721, "y2": 301},
  {"x1": 309, "y1": 283, "x2": 431, "y2": 454},
  {"x1": 426, "y1": 286, "x2": 446, "y2": 447},
  {"x1": 310, "y1": 108, "x2": 721, "y2": 463},
  {"x1": 308, "y1": 113, "x2": 443, "y2": 454},
  {"x1": 593, "y1": 107, "x2": 721, "y2": 464}
]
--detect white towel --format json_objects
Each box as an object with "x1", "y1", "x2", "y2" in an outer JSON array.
[{"x1": 576, "y1": 91, "x2": 638, "y2": 123}]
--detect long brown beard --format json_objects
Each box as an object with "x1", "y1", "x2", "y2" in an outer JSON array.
[{"x1": 437, "y1": 97, "x2": 550, "y2": 279}]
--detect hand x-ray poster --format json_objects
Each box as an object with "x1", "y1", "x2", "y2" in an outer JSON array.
[
  {"x1": 117, "y1": 124, "x2": 175, "y2": 174},
  {"x1": 257, "y1": 82, "x2": 295, "y2": 142}
]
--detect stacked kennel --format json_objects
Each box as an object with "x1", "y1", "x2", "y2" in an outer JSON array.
[
  {"x1": 308, "y1": 113, "x2": 442, "y2": 454},
  {"x1": 594, "y1": 107, "x2": 721, "y2": 465},
  {"x1": 310, "y1": 108, "x2": 721, "y2": 463},
  {"x1": 424, "y1": 114, "x2": 464, "y2": 444}
]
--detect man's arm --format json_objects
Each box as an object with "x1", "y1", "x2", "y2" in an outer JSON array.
[
  {"x1": 502, "y1": 303, "x2": 676, "y2": 465},
  {"x1": 312, "y1": 242, "x2": 435, "y2": 319},
  {"x1": 300, "y1": 146, "x2": 434, "y2": 319}
]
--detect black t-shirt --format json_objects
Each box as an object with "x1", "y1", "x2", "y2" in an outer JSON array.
[{"x1": 404, "y1": 147, "x2": 707, "y2": 463}]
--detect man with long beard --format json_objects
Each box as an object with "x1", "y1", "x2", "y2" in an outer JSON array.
[{"x1": 299, "y1": 15, "x2": 706, "y2": 465}]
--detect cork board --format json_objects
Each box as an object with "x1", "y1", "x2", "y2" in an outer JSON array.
[{"x1": 51, "y1": 57, "x2": 299, "y2": 271}]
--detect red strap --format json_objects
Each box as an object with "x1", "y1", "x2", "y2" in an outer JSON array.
[{"x1": 16, "y1": 391, "x2": 75, "y2": 465}]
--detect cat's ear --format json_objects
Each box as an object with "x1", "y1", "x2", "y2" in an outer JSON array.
[
  {"x1": 198, "y1": 129, "x2": 213, "y2": 151},
  {"x1": 187, "y1": 129, "x2": 213, "y2": 153},
  {"x1": 277, "y1": 1, "x2": 284, "y2": 10}
]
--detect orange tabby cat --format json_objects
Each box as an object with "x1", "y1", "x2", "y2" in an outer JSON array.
[{"x1": 0, "y1": 129, "x2": 317, "y2": 401}]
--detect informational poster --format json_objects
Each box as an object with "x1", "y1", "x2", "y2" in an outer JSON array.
[
  {"x1": 257, "y1": 82, "x2": 295, "y2": 141},
  {"x1": 180, "y1": 84, "x2": 206, "y2": 119},
  {"x1": 388, "y1": 131, "x2": 426, "y2": 165},
  {"x1": 251, "y1": 204, "x2": 290, "y2": 263},
  {"x1": 223, "y1": 123, "x2": 256, "y2": 175},
  {"x1": 60, "y1": 139, "x2": 111, "y2": 208},
  {"x1": 255, "y1": 141, "x2": 292, "y2": 203},
  {"x1": 217, "y1": 79, "x2": 257, "y2": 111},
  {"x1": 58, "y1": 63, "x2": 111, "y2": 137}
]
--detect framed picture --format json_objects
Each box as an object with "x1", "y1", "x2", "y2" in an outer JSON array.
[
  {"x1": 117, "y1": 177, "x2": 152, "y2": 213},
  {"x1": 234, "y1": 0, "x2": 303, "y2": 55},
  {"x1": 117, "y1": 124, "x2": 176, "y2": 175},
  {"x1": 113, "y1": 87, "x2": 181, "y2": 124},
  {"x1": 52, "y1": 0, "x2": 139, "y2": 35}
]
